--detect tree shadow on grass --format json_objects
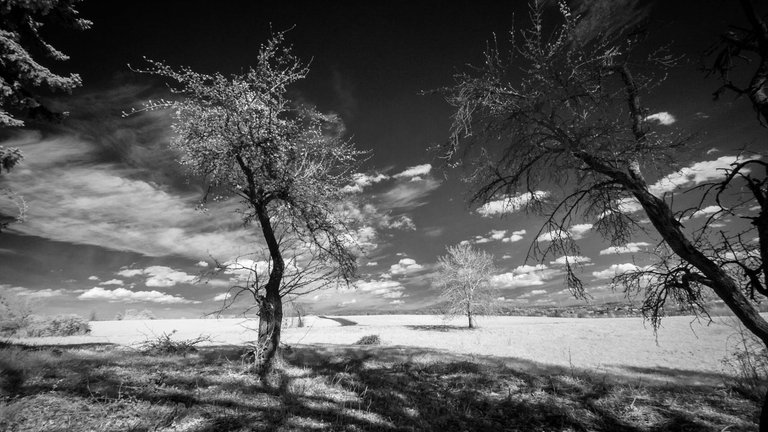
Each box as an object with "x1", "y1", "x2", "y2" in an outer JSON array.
[
  {"x1": 317, "y1": 315, "x2": 358, "y2": 326},
  {"x1": 1, "y1": 341, "x2": 759, "y2": 431},
  {"x1": 405, "y1": 324, "x2": 474, "y2": 332}
]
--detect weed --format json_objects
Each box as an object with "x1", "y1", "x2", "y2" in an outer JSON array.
[
  {"x1": 138, "y1": 330, "x2": 211, "y2": 356},
  {"x1": 355, "y1": 334, "x2": 381, "y2": 345}
]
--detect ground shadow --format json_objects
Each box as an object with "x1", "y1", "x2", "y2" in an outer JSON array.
[
  {"x1": 317, "y1": 315, "x2": 358, "y2": 326},
  {"x1": 405, "y1": 324, "x2": 474, "y2": 332},
  {"x1": 1, "y1": 341, "x2": 759, "y2": 431}
]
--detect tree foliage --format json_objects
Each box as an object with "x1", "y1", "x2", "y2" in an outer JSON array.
[
  {"x1": 0, "y1": 0, "x2": 91, "y2": 127},
  {"x1": 136, "y1": 33, "x2": 363, "y2": 374},
  {"x1": 440, "y1": 1, "x2": 768, "y2": 349},
  {"x1": 435, "y1": 243, "x2": 498, "y2": 328}
]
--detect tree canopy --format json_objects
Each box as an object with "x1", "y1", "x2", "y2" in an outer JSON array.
[{"x1": 137, "y1": 33, "x2": 363, "y2": 374}]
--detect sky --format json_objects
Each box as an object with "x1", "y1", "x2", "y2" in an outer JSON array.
[{"x1": 0, "y1": 0, "x2": 765, "y2": 319}]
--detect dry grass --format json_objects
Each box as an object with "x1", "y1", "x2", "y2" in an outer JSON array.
[{"x1": 0, "y1": 341, "x2": 759, "y2": 431}]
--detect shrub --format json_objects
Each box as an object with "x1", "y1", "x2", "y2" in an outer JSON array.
[
  {"x1": 22, "y1": 315, "x2": 91, "y2": 337},
  {"x1": 355, "y1": 334, "x2": 381, "y2": 345},
  {"x1": 139, "y1": 330, "x2": 211, "y2": 356},
  {"x1": 722, "y1": 327, "x2": 768, "y2": 400}
]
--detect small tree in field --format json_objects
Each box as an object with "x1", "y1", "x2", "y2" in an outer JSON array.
[
  {"x1": 136, "y1": 33, "x2": 361, "y2": 375},
  {"x1": 435, "y1": 244, "x2": 498, "y2": 328},
  {"x1": 439, "y1": 0, "x2": 768, "y2": 424}
]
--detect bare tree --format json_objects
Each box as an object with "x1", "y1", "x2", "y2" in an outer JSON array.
[
  {"x1": 434, "y1": 243, "x2": 498, "y2": 328},
  {"x1": 135, "y1": 33, "x2": 362, "y2": 375},
  {"x1": 439, "y1": 1, "x2": 768, "y2": 419}
]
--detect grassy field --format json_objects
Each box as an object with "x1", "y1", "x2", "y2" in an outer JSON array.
[{"x1": 0, "y1": 315, "x2": 763, "y2": 431}]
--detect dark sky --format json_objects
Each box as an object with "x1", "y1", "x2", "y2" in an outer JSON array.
[{"x1": 1, "y1": 0, "x2": 765, "y2": 318}]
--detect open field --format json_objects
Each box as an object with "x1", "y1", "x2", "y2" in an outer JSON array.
[
  {"x1": 1, "y1": 315, "x2": 763, "y2": 430},
  {"x1": 9, "y1": 314, "x2": 752, "y2": 384}
]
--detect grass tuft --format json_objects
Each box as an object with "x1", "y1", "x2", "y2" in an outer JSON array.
[{"x1": 354, "y1": 334, "x2": 381, "y2": 345}]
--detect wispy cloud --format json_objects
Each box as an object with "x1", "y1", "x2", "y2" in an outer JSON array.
[
  {"x1": 394, "y1": 163, "x2": 432, "y2": 179},
  {"x1": 4, "y1": 132, "x2": 258, "y2": 259}
]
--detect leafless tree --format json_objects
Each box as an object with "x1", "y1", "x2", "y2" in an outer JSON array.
[
  {"x1": 135, "y1": 33, "x2": 363, "y2": 376},
  {"x1": 434, "y1": 243, "x2": 498, "y2": 328},
  {"x1": 439, "y1": 2, "x2": 768, "y2": 420}
]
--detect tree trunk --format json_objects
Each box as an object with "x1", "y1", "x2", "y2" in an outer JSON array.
[
  {"x1": 467, "y1": 303, "x2": 474, "y2": 329},
  {"x1": 257, "y1": 283, "x2": 283, "y2": 376},
  {"x1": 254, "y1": 203, "x2": 285, "y2": 378}
]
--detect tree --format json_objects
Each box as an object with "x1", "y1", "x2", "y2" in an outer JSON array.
[
  {"x1": 137, "y1": 33, "x2": 361, "y2": 375},
  {"x1": 0, "y1": 0, "x2": 90, "y2": 127},
  {"x1": 439, "y1": 1, "x2": 768, "y2": 420},
  {"x1": 0, "y1": 0, "x2": 90, "y2": 231},
  {"x1": 434, "y1": 243, "x2": 498, "y2": 328},
  {"x1": 706, "y1": 0, "x2": 768, "y2": 126}
]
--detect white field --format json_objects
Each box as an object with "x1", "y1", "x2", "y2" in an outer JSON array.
[{"x1": 10, "y1": 314, "x2": 748, "y2": 385}]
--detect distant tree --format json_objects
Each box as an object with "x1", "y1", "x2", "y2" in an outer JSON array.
[
  {"x1": 136, "y1": 33, "x2": 361, "y2": 376},
  {"x1": 439, "y1": 0, "x2": 768, "y2": 408},
  {"x1": 0, "y1": 0, "x2": 91, "y2": 231},
  {"x1": 434, "y1": 244, "x2": 498, "y2": 328}
]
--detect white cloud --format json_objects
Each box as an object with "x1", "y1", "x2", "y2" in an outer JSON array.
[
  {"x1": 394, "y1": 164, "x2": 432, "y2": 179},
  {"x1": 389, "y1": 258, "x2": 424, "y2": 276},
  {"x1": 491, "y1": 272, "x2": 547, "y2": 288},
  {"x1": 390, "y1": 299, "x2": 404, "y2": 305},
  {"x1": 117, "y1": 269, "x2": 144, "y2": 278},
  {"x1": 118, "y1": 266, "x2": 196, "y2": 287},
  {"x1": 78, "y1": 287, "x2": 200, "y2": 304},
  {"x1": 538, "y1": 224, "x2": 592, "y2": 242},
  {"x1": 549, "y1": 255, "x2": 592, "y2": 265},
  {"x1": 99, "y1": 279, "x2": 124, "y2": 286},
  {"x1": 339, "y1": 299, "x2": 357, "y2": 306},
  {"x1": 502, "y1": 229, "x2": 526, "y2": 243},
  {"x1": 512, "y1": 264, "x2": 548, "y2": 274},
  {"x1": 476, "y1": 191, "x2": 548, "y2": 217},
  {"x1": 491, "y1": 264, "x2": 558, "y2": 289},
  {"x1": 690, "y1": 205, "x2": 721, "y2": 219},
  {"x1": 213, "y1": 293, "x2": 229, "y2": 301},
  {"x1": 196, "y1": 261, "x2": 209, "y2": 268},
  {"x1": 649, "y1": 156, "x2": 759, "y2": 196},
  {"x1": 223, "y1": 259, "x2": 270, "y2": 281},
  {"x1": 645, "y1": 112, "x2": 676, "y2": 125},
  {"x1": 88, "y1": 275, "x2": 99, "y2": 281},
  {"x1": 366, "y1": 261, "x2": 378, "y2": 267},
  {"x1": 591, "y1": 263, "x2": 640, "y2": 279},
  {"x1": 599, "y1": 242, "x2": 651, "y2": 255},
  {"x1": 343, "y1": 172, "x2": 390, "y2": 193}
]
